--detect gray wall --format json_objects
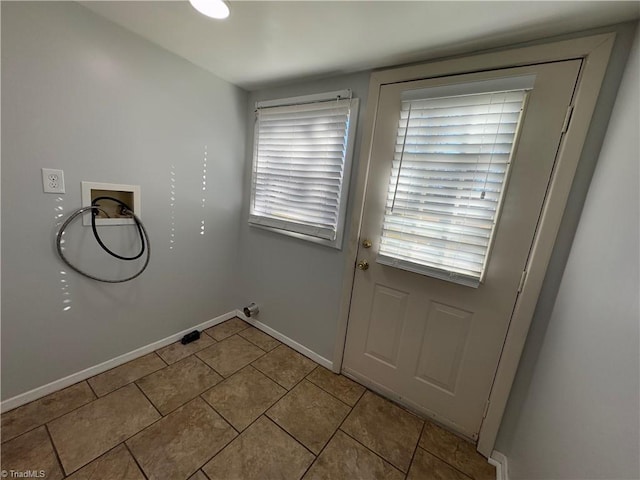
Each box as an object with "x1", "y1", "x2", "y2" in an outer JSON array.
[
  {"x1": 237, "y1": 73, "x2": 370, "y2": 362},
  {"x1": 495, "y1": 24, "x2": 639, "y2": 479},
  {"x1": 1, "y1": 2, "x2": 247, "y2": 400},
  {"x1": 1, "y1": 15, "x2": 637, "y2": 474}
]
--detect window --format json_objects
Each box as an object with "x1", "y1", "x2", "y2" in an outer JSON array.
[
  {"x1": 249, "y1": 90, "x2": 359, "y2": 248},
  {"x1": 378, "y1": 77, "x2": 533, "y2": 287}
]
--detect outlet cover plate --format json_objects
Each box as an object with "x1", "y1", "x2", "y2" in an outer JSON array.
[{"x1": 42, "y1": 168, "x2": 65, "y2": 193}]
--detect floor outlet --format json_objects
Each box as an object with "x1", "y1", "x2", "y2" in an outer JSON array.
[{"x1": 42, "y1": 168, "x2": 65, "y2": 193}]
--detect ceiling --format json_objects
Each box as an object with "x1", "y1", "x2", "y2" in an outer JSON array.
[{"x1": 82, "y1": 1, "x2": 640, "y2": 90}]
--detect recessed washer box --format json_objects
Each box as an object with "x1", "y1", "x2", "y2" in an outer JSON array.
[{"x1": 81, "y1": 182, "x2": 141, "y2": 226}]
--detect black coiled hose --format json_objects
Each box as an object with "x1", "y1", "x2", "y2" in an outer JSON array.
[{"x1": 91, "y1": 196, "x2": 145, "y2": 261}]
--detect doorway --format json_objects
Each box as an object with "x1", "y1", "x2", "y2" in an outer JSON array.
[{"x1": 342, "y1": 60, "x2": 581, "y2": 440}]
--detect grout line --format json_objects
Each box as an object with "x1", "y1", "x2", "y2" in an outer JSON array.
[
  {"x1": 420, "y1": 446, "x2": 475, "y2": 479},
  {"x1": 335, "y1": 386, "x2": 410, "y2": 473},
  {"x1": 5, "y1": 383, "x2": 153, "y2": 449},
  {"x1": 85, "y1": 379, "x2": 100, "y2": 399},
  {"x1": 199, "y1": 365, "x2": 246, "y2": 399},
  {"x1": 204, "y1": 319, "x2": 251, "y2": 343},
  {"x1": 200, "y1": 361, "x2": 225, "y2": 381},
  {"x1": 1, "y1": 421, "x2": 47, "y2": 446},
  {"x1": 240, "y1": 352, "x2": 323, "y2": 454},
  {"x1": 302, "y1": 377, "x2": 352, "y2": 410},
  {"x1": 53, "y1": 441, "x2": 133, "y2": 478},
  {"x1": 198, "y1": 367, "x2": 286, "y2": 435},
  {"x1": 193, "y1": 352, "x2": 223, "y2": 377},
  {"x1": 134, "y1": 348, "x2": 266, "y2": 419},
  {"x1": 185, "y1": 404, "x2": 239, "y2": 475},
  {"x1": 198, "y1": 333, "x2": 269, "y2": 372},
  {"x1": 220, "y1": 373, "x2": 310, "y2": 447},
  {"x1": 1, "y1": 426, "x2": 37, "y2": 445},
  {"x1": 338, "y1": 427, "x2": 407, "y2": 476},
  {"x1": 1, "y1": 311, "x2": 239, "y2": 414},
  {"x1": 250, "y1": 346, "x2": 316, "y2": 392},
  {"x1": 193, "y1": 321, "x2": 291, "y2": 444},
  {"x1": 109, "y1": 392, "x2": 236, "y2": 480},
  {"x1": 237, "y1": 326, "x2": 281, "y2": 352},
  {"x1": 406, "y1": 420, "x2": 426, "y2": 477},
  {"x1": 89, "y1": 357, "x2": 169, "y2": 399},
  {"x1": 131, "y1": 352, "x2": 226, "y2": 418},
  {"x1": 6, "y1": 318, "x2": 483, "y2": 480},
  {"x1": 190, "y1": 408, "x2": 311, "y2": 480},
  {"x1": 198, "y1": 392, "x2": 227, "y2": 424},
  {"x1": 98, "y1": 383, "x2": 187, "y2": 450},
  {"x1": 200, "y1": 394, "x2": 241, "y2": 430},
  {"x1": 337, "y1": 384, "x2": 485, "y2": 478},
  {"x1": 417, "y1": 425, "x2": 478, "y2": 480},
  {"x1": 303, "y1": 365, "x2": 365, "y2": 409},
  {"x1": 190, "y1": 351, "x2": 226, "y2": 379},
  {"x1": 152, "y1": 349, "x2": 170, "y2": 367},
  {"x1": 152, "y1": 330, "x2": 219, "y2": 366},
  {"x1": 159, "y1": 330, "x2": 220, "y2": 366},
  {"x1": 118, "y1": 394, "x2": 206, "y2": 463},
  {"x1": 63, "y1": 443, "x2": 149, "y2": 479},
  {"x1": 123, "y1": 441, "x2": 150, "y2": 479},
  {"x1": 0, "y1": 328, "x2": 263, "y2": 447},
  {"x1": 200, "y1": 330, "x2": 217, "y2": 342},
  {"x1": 44, "y1": 423, "x2": 66, "y2": 477},
  {"x1": 1, "y1": 383, "x2": 97, "y2": 445},
  {"x1": 298, "y1": 383, "x2": 360, "y2": 479},
  {"x1": 132, "y1": 382, "x2": 164, "y2": 419},
  {"x1": 134, "y1": 379, "x2": 222, "y2": 419},
  {"x1": 263, "y1": 413, "x2": 318, "y2": 459},
  {"x1": 422, "y1": 445, "x2": 477, "y2": 480}
]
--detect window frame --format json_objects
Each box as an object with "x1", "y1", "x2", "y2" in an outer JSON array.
[
  {"x1": 249, "y1": 90, "x2": 359, "y2": 249},
  {"x1": 377, "y1": 78, "x2": 534, "y2": 287}
]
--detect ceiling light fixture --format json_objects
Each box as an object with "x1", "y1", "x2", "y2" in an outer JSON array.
[{"x1": 189, "y1": 0, "x2": 230, "y2": 20}]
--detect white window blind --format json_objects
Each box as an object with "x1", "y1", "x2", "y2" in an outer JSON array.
[
  {"x1": 378, "y1": 84, "x2": 530, "y2": 287},
  {"x1": 249, "y1": 92, "x2": 358, "y2": 246}
]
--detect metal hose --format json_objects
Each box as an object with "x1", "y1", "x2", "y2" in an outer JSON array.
[{"x1": 56, "y1": 205, "x2": 150, "y2": 283}]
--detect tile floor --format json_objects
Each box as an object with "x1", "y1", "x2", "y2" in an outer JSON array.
[{"x1": 1, "y1": 318, "x2": 496, "y2": 480}]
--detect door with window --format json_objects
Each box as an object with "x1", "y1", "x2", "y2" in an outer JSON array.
[{"x1": 343, "y1": 60, "x2": 581, "y2": 439}]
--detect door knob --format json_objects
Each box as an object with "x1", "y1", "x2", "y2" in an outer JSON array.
[
  {"x1": 361, "y1": 239, "x2": 372, "y2": 249},
  {"x1": 357, "y1": 260, "x2": 369, "y2": 270}
]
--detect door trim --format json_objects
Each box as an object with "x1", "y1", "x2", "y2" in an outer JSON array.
[{"x1": 332, "y1": 32, "x2": 615, "y2": 456}]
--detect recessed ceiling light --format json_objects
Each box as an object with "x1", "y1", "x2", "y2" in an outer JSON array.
[{"x1": 189, "y1": 0, "x2": 230, "y2": 20}]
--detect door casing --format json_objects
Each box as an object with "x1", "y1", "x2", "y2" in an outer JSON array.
[{"x1": 331, "y1": 32, "x2": 615, "y2": 457}]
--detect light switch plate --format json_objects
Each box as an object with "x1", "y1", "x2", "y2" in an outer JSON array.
[{"x1": 42, "y1": 168, "x2": 65, "y2": 193}]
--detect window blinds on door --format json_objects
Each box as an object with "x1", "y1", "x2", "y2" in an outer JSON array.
[
  {"x1": 378, "y1": 87, "x2": 529, "y2": 287},
  {"x1": 250, "y1": 98, "x2": 354, "y2": 241}
]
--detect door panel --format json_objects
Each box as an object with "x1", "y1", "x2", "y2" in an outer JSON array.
[
  {"x1": 343, "y1": 60, "x2": 581, "y2": 438},
  {"x1": 364, "y1": 284, "x2": 408, "y2": 367},
  {"x1": 415, "y1": 301, "x2": 473, "y2": 395}
]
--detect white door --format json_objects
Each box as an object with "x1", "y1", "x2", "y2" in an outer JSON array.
[{"x1": 343, "y1": 60, "x2": 581, "y2": 439}]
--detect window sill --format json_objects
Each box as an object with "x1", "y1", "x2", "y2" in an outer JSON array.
[{"x1": 248, "y1": 222, "x2": 343, "y2": 250}]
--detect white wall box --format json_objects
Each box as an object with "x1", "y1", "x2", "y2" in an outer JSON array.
[{"x1": 81, "y1": 181, "x2": 141, "y2": 226}]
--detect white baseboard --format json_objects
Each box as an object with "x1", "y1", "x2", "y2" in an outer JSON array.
[
  {"x1": 490, "y1": 450, "x2": 509, "y2": 480},
  {"x1": 235, "y1": 309, "x2": 333, "y2": 370},
  {"x1": 0, "y1": 310, "x2": 237, "y2": 413}
]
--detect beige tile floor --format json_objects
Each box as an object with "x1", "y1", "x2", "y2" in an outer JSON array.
[{"x1": 1, "y1": 318, "x2": 496, "y2": 480}]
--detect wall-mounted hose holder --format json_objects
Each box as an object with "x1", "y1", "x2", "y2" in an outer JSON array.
[
  {"x1": 56, "y1": 197, "x2": 150, "y2": 283},
  {"x1": 243, "y1": 302, "x2": 259, "y2": 317}
]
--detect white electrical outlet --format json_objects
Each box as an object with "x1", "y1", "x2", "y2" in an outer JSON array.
[{"x1": 42, "y1": 168, "x2": 65, "y2": 193}]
